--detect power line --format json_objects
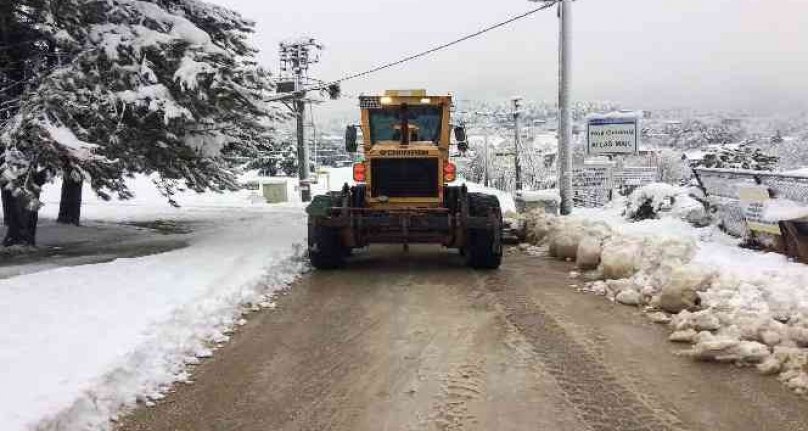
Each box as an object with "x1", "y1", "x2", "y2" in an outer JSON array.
[
  {"x1": 326, "y1": 1, "x2": 559, "y2": 86},
  {"x1": 264, "y1": 2, "x2": 558, "y2": 102}
]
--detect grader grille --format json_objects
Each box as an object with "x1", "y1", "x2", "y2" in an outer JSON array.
[{"x1": 370, "y1": 158, "x2": 439, "y2": 198}]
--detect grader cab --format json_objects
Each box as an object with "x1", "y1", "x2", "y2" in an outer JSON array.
[{"x1": 306, "y1": 90, "x2": 503, "y2": 269}]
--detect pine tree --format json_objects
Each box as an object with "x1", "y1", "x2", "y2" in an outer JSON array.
[
  {"x1": 0, "y1": 0, "x2": 75, "y2": 244},
  {"x1": 1, "y1": 0, "x2": 284, "y2": 245}
]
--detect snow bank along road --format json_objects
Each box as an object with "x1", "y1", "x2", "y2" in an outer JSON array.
[
  {"x1": 0, "y1": 205, "x2": 306, "y2": 431},
  {"x1": 118, "y1": 247, "x2": 808, "y2": 431}
]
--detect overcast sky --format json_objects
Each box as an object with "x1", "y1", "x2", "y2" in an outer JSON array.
[{"x1": 212, "y1": 0, "x2": 808, "y2": 119}]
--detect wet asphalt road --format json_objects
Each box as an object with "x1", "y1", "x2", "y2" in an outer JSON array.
[{"x1": 118, "y1": 245, "x2": 808, "y2": 431}]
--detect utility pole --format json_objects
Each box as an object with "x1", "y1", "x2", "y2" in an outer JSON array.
[
  {"x1": 279, "y1": 38, "x2": 322, "y2": 202},
  {"x1": 483, "y1": 126, "x2": 491, "y2": 187},
  {"x1": 295, "y1": 98, "x2": 308, "y2": 200},
  {"x1": 512, "y1": 97, "x2": 523, "y2": 192},
  {"x1": 484, "y1": 129, "x2": 490, "y2": 187},
  {"x1": 557, "y1": 0, "x2": 573, "y2": 215}
]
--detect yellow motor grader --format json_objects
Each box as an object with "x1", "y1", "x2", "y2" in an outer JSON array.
[{"x1": 306, "y1": 90, "x2": 502, "y2": 269}]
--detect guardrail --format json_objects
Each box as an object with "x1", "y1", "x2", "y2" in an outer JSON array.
[{"x1": 571, "y1": 165, "x2": 660, "y2": 208}]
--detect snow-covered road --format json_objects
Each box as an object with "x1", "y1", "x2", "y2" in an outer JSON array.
[{"x1": 0, "y1": 178, "x2": 309, "y2": 431}]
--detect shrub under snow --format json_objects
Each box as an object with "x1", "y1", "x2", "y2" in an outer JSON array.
[
  {"x1": 624, "y1": 183, "x2": 710, "y2": 226},
  {"x1": 520, "y1": 208, "x2": 808, "y2": 394}
]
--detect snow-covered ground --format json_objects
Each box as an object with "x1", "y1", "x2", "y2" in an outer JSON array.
[
  {"x1": 0, "y1": 174, "x2": 321, "y2": 431},
  {"x1": 0, "y1": 220, "x2": 189, "y2": 279},
  {"x1": 522, "y1": 185, "x2": 808, "y2": 394},
  {"x1": 465, "y1": 180, "x2": 516, "y2": 213}
]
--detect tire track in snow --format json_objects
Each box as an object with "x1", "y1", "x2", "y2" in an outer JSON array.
[{"x1": 482, "y1": 271, "x2": 685, "y2": 431}]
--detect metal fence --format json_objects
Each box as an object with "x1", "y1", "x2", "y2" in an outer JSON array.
[
  {"x1": 572, "y1": 166, "x2": 613, "y2": 208},
  {"x1": 572, "y1": 165, "x2": 660, "y2": 208},
  {"x1": 614, "y1": 166, "x2": 660, "y2": 189},
  {"x1": 693, "y1": 168, "x2": 808, "y2": 237}
]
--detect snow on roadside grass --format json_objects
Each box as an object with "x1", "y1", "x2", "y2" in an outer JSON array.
[
  {"x1": 1, "y1": 176, "x2": 309, "y2": 430},
  {"x1": 35, "y1": 173, "x2": 304, "y2": 223},
  {"x1": 521, "y1": 185, "x2": 808, "y2": 394}
]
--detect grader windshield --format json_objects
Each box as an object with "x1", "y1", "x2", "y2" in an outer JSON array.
[{"x1": 369, "y1": 106, "x2": 443, "y2": 145}]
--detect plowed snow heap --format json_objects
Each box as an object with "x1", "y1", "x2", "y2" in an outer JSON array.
[{"x1": 306, "y1": 90, "x2": 503, "y2": 269}]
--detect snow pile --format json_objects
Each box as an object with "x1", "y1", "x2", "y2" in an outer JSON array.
[
  {"x1": 763, "y1": 198, "x2": 808, "y2": 222},
  {"x1": 677, "y1": 330, "x2": 770, "y2": 364},
  {"x1": 115, "y1": 84, "x2": 194, "y2": 124},
  {"x1": 576, "y1": 236, "x2": 603, "y2": 270},
  {"x1": 522, "y1": 208, "x2": 556, "y2": 244},
  {"x1": 783, "y1": 167, "x2": 808, "y2": 177},
  {"x1": 173, "y1": 56, "x2": 214, "y2": 92},
  {"x1": 521, "y1": 209, "x2": 612, "y2": 268},
  {"x1": 42, "y1": 120, "x2": 102, "y2": 161},
  {"x1": 657, "y1": 265, "x2": 713, "y2": 313},
  {"x1": 518, "y1": 189, "x2": 561, "y2": 204},
  {"x1": 520, "y1": 203, "x2": 808, "y2": 394},
  {"x1": 624, "y1": 183, "x2": 708, "y2": 226},
  {"x1": 88, "y1": 1, "x2": 220, "y2": 61},
  {"x1": 515, "y1": 189, "x2": 561, "y2": 216}
]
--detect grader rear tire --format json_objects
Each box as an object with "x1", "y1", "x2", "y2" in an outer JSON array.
[
  {"x1": 465, "y1": 193, "x2": 503, "y2": 270},
  {"x1": 308, "y1": 225, "x2": 345, "y2": 269}
]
